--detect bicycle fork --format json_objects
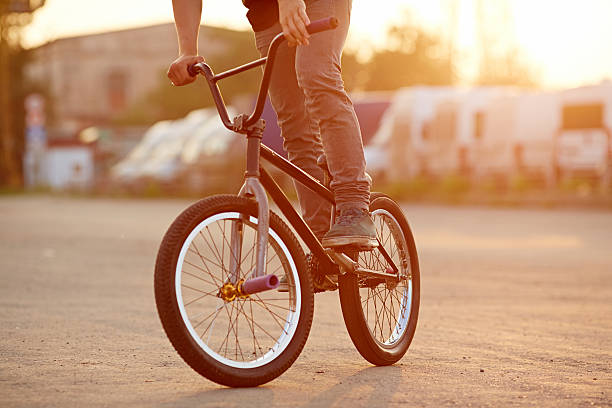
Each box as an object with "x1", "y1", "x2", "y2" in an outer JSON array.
[{"x1": 229, "y1": 118, "x2": 269, "y2": 284}]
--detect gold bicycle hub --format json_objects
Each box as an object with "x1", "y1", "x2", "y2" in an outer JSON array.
[{"x1": 217, "y1": 279, "x2": 249, "y2": 302}]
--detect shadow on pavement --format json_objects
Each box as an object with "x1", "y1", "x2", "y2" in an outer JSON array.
[
  {"x1": 300, "y1": 365, "x2": 403, "y2": 408},
  {"x1": 156, "y1": 365, "x2": 403, "y2": 407},
  {"x1": 158, "y1": 385, "x2": 274, "y2": 407}
]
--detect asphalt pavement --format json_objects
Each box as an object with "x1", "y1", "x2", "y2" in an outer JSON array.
[{"x1": 1, "y1": 196, "x2": 610, "y2": 407}]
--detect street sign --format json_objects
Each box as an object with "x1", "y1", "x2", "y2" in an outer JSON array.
[
  {"x1": 26, "y1": 126, "x2": 47, "y2": 147},
  {"x1": 24, "y1": 93, "x2": 46, "y2": 147}
]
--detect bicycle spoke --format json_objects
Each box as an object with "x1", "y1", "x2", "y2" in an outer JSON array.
[
  {"x1": 371, "y1": 287, "x2": 384, "y2": 339},
  {"x1": 233, "y1": 302, "x2": 245, "y2": 361},
  {"x1": 192, "y1": 303, "x2": 223, "y2": 330},
  {"x1": 173, "y1": 209, "x2": 303, "y2": 368},
  {"x1": 218, "y1": 219, "x2": 245, "y2": 277},
  {"x1": 200, "y1": 302, "x2": 224, "y2": 341},
  {"x1": 182, "y1": 269, "x2": 218, "y2": 288},
  {"x1": 187, "y1": 246, "x2": 224, "y2": 285},
  {"x1": 236, "y1": 303, "x2": 281, "y2": 343},
  {"x1": 221, "y1": 220, "x2": 226, "y2": 274},
  {"x1": 251, "y1": 294, "x2": 290, "y2": 334},
  {"x1": 361, "y1": 288, "x2": 380, "y2": 305},
  {"x1": 243, "y1": 299, "x2": 262, "y2": 358},
  {"x1": 184, "y1": 287, "x2": 219, "y2": 307},
  {"x1": 204, "y1": 227, "x2": 227, "y2": 281},
  {"x1": 252, "y1": 297, "x2": 294, "y2": 312},
  {"x1": 375, "y1": 288, "x2": 388, "y2": 339},
  {"x1": 182, "y1": 283, "x2": 214, "y2": 295},
  {"x1": 358, "y1": 211, "x2": 412, "y2": 343}
]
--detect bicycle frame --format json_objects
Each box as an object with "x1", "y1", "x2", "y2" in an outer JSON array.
[{"x1": 189, "y1": 18, "x2": 399, "y2": 280}]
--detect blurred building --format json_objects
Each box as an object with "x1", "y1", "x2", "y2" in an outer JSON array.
[{"x1": 25, "y1": 23, "x2": 245, "y2": 132}]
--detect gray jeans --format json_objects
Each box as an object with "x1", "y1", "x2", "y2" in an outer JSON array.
[{"x1": 254, "y1": 0, "x2": 370, "y2": 238}]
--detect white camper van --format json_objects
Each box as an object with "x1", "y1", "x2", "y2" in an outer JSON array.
[
  {"x1": 474, "y1": 91, "x2": 561, "y2": 186},
  {"x1": 111, "y1": 109, "x2": 212, "y2": 186},
  {"x1": 426, "y1": 87, "x2": 510, "y2": 178},
  {"x1": 556, "y1": 83, "x2": 612, "y2": 182},
  {"x1": 365, "y1": 87, "x2": 459, "y2": 182}
]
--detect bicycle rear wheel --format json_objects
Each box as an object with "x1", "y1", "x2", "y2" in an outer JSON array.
[
  {"x1": 155, "y1": 195, "x2": 314, "y2": 387},
  {"x1": 338, "y1": 193, "x2": 420, "y2": 365}
]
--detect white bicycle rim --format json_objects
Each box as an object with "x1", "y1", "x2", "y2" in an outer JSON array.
[
  {"x1": 361, "y1": 208, "x2": 413, "y2": 347},
  {"x1": 175, "y1": 212, "x2": 302, "y2": 369}
]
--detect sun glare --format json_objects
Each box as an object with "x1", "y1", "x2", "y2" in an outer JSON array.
[{"x1": 20, "y1": 0, "x2": 612, "y2": 88}]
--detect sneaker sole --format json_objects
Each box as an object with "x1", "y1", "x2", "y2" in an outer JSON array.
[{"x1": 321, "y1": 236, "x2": 378, "y2": 250}]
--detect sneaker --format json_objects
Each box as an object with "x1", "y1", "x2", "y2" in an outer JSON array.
[{"x1": 321, "y1": 207, "x2": 378, "y2": 249}]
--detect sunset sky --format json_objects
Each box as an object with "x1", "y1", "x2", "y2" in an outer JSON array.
[{"x1": 21, "y1": 0, "x2": 612, "y2": 89}]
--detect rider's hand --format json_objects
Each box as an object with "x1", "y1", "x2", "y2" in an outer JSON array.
[
  {"x1": 167, "y1": 54, "x2": 205, "y2": 86},
  {"x1": 278, "y1": 0, "x2": 310, "y2": 47}
]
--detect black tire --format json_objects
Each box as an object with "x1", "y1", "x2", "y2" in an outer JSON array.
[
  {"x1": 338, "y1": 193, "x2": 420, "y2": 365},
  {"x1": 155, "y1": 195, "x2": 314, "y2": 387}
]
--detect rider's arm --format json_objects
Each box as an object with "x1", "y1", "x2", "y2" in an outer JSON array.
[{"x1": 167, "y1": 0, "x2": 205, "y2": 86}]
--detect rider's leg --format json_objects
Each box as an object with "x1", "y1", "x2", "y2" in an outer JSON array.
[
  {"x1": 296, "y1": 0, "x2": 376, "y2": 247},
  {"x1": 254, "y1": 25, "x2": 333, "y2": 240}
]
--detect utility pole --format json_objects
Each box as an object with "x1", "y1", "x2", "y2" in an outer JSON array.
[{"x1": 0, "y1": 0, "x2": 45, "y2": 187}]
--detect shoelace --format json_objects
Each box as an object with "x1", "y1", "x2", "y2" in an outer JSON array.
[{"x1": 335, "y1": 208, "x2": 365, "y2": 226}]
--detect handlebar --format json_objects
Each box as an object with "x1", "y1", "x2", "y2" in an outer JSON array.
[
  {"x1": 306, "y1": 16, "x2": 339, "y2": 34},
  {"x1": 186, "y1": 17, "x2": 339, "y2": 131}
]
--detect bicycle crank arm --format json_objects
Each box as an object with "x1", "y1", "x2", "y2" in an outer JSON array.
[
  {"x1": 325, "y1": 249, "x2": 357, "y2": 273},
  {"x1": 325, "y1": 249, "x2": 400, "y2": 282},
  {"x1": 353, "y1": 266, "x2": 400, "y2": 281}
]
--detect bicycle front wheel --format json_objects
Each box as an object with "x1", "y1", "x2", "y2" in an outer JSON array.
[
  {"x1": 155, "y1": 195, "x2": 313, "y2": 387},
  {"x1": 338, "y1": 193, "x2": 420, "y2": 365}
]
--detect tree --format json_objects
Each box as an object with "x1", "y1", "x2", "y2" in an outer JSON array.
[
  {"x1": 348, "y1": 15, "x2": 455, "y2": 92},
  {"x1": 476, "y1": 52, "x2": 538, "y2": 88},
  {"x1": 364, "y1": 31, "x2": 454, "y2": 91},
  {"x1": 0, "y1": 0, "x2": 45, "y2": 187},
  {"x1": 341, "y1": 51, "x2": 367, "y2": 92}
]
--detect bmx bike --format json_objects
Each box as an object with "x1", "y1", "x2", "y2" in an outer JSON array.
[{"x1": 154, "y1": 17, "x2": 420, "y2": 387}]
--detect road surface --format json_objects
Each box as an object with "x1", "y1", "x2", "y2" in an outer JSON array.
[{"x1": 1, "y1": 196, "x2": 610, "y2": 407}]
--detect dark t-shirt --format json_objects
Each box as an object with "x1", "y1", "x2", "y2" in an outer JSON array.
[{"x1": 242, "y1": 0, "x2": 279, "y2": 32}]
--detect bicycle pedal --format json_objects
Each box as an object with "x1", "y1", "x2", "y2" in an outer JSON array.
[{"x1": 333, "y1": 242, "x2": 377, "y2": 252}]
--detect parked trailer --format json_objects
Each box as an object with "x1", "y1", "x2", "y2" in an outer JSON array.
[
  {"x1": 426, "y1": 87, "x2": 510, "y2": 179},
  {"x1": 175, "y1": 107, "x2": 245, "y2": 192},
  {"x1": 110, "y1": 119, "x2": 175, "y2": 183},
  {"x1": 365, "y1": 87, "x2": 459, "y2": 182},
  {"x1": 473, "y1": 91, "x2": 561, "y2": 186},
  {"x1": 555, "y1": 83, "x2": 612, "y2": 183},
  {"x1": 111, "y1": 109, "x2": 212, "y2": 186}
]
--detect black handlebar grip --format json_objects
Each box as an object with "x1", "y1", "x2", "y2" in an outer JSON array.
[
  {"x1": 187, "y1": 64, "x2": 199, "y2": 77},
  {"x1": 306, "y1": 17, "x2": 339, "y2": 35}
]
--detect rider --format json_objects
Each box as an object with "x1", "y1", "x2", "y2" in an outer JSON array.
[{"x1": 167, "y1": 0, "x2": 376, "y2": 249}]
